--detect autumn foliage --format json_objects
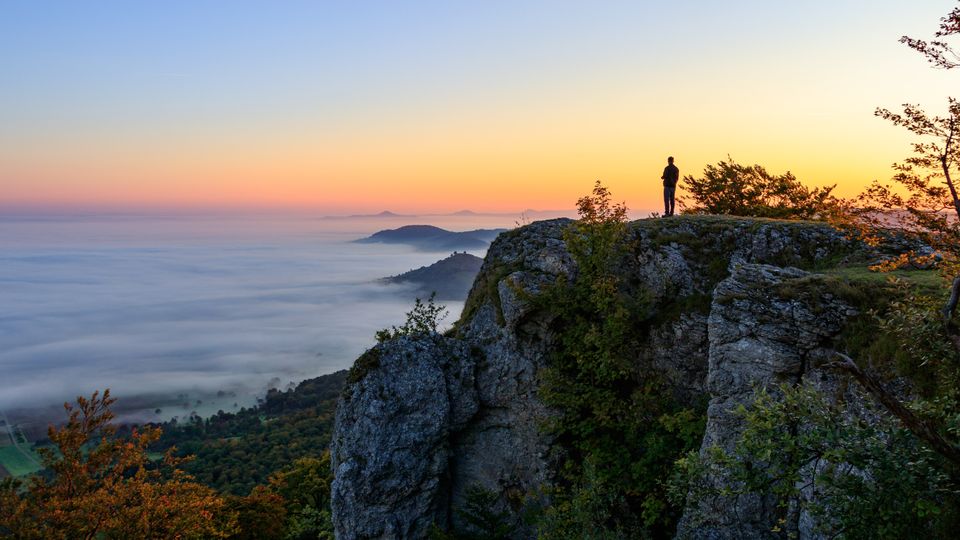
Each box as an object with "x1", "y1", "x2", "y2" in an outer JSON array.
[{"x1": 0, "y1": 390, "x2": 236, "y2": 539}]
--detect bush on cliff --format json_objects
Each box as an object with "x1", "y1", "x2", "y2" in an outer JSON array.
[
  {"x1": 681, "y1": 157, "x2": 836, "y2": 219},
  {"x1": 675, "y1": 382, "x2": 960, "y2": 539},
  {"x1": 534, "y1": 181, "x2": 706, "y2": 537}
]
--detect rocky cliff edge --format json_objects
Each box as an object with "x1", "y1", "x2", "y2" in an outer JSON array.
[{"x1": 331, "y1": 215, "x2": 896, "y2": 539}]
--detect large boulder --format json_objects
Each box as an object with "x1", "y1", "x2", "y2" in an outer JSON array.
[
  {"x1": 676, "y1": 263, "x2": 857, "y2": 539},
  {"x1": 331, "y1": 335, "x2": 478, "y2": 539}
]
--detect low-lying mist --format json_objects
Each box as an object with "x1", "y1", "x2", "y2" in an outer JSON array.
[{"x1": 0, "y1": 213, "x2": 507, "y2": 424}]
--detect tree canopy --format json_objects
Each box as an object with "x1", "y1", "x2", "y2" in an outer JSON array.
[
  {"x1": 681, "y1": 157, "x2": 835, "y2": 219},
  {"x1": 0, "y1": 390, "x2": 236, "y2": 539}
]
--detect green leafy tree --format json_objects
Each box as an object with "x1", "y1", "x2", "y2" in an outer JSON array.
[
  {"x1": 267, "y1": 454, "x2": 335, "y2": 540},
  {"x1": 375, "y1": 292, "x2": 448, "y2": 343},
  {"x1": 676, "y1": 383, "x2": 959, "y2": 539},
  {"x1": 228, "y1": 487, "x2": 288, "y2": 540},
  {"x1": 681, "y1": 157, "x2": 835, "y2": 219},
  {"x1": 534, "y1": 181, "x2": 704, "y2": 537},
  {"x1": 446, "y1": 486, "x2": 515, "y2": 540}
]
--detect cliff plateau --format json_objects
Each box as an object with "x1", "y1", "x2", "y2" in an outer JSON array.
[{"x1": 331, "y1": 216, "x2": 901, "y2": 539}]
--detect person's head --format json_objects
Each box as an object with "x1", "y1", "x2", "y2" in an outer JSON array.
[{"x1": 667, "y1": 156, "x2": 674, "y2": 164}]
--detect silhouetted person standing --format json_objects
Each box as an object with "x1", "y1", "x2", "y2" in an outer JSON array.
[{"x1": 661, "y1": 156, "x2": 679, "y2": 216}]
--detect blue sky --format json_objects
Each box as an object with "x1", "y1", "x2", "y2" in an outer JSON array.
[{"x1": 2, "y1": 1, "x2": 956, "y2": 211}]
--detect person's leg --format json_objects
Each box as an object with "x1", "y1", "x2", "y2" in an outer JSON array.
[
  {"x1": 668, "y1": 186, "x2": 676, "y2": 216},
  {"x1": 663, "y1": 187, "x2": 670, "y2": 216}
]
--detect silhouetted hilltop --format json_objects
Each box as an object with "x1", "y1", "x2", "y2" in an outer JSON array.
[
  {"x1": 380, "y1": 252, "x2": 483, "y2": 300},
  {"x1": 354, "y1": 225, "x2": 505, "y2": 251},
  {"x1": 322, "y1": 210, "x2": 414, "y2": 220}
]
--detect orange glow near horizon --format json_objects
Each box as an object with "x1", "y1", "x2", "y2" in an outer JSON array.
[
  {"x1": 2, "y1": 2, "x2": 955, "y2": 215},
  {"x1": 1, "y1": 105, "x2": 920, "y2": 214}
]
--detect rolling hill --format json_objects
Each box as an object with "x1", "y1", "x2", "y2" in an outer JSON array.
[{"x1": 354, "y1": 225, "x2": 505, "y2": 251}]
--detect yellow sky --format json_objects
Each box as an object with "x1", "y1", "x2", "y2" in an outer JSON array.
[{"x1": 1, "y1": 1, "x2": 956, "y2": 214}]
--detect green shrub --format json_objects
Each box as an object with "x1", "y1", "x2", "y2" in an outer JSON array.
[
  {"x1": 675, "y1": 383, "x2": 960, "y2": 539},
  {"x1": 375, "y1": 293, "x2": 448, "y2": 343},
  {"x1": 533, "y1": 181, "x2": 706, "y2": 537}
]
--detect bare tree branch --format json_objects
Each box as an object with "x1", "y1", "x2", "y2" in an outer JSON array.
[{"x1": 825, "y1": 353, "x2": 960, "y2": 467}]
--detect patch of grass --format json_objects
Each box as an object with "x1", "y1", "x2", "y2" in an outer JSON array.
[
  {"x1": 772, "y1": 274, "x2": 871, "y2": 309},
  {"x1": 0, "y1": 445, "x2": 43, "y2": 477},
  {"x1": 823, "y1": 266, "x2": 946, "y2": 298},
  {"x1": 637, "y1": 213, "x2": 824, "y2": 231},
  {"x1": 458, "y1": 262, "x2": 522, "y2": 329},
  {"x1": 346, "y1": 347, "x2": 382, "y2": 385}
]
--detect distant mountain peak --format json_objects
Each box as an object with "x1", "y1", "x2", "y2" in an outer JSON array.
[
  {"x1": 380, "y1": 252, "x2": 484, "y2": 300},
  {"x1": 354, "y1": 225, "x2": 506, "y2": 251},
  {"x1": 321, "y1": 210, "x2": 413, "y2": 219}
]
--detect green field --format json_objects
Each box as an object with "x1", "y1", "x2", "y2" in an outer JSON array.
[{"x1": 0, "y1": 446, "x2": 43, "y2": 477}]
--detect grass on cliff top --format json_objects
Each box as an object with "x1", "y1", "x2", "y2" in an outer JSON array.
[
  {"x1": 822, "y1": 266, "x2": 947, "y2": 298},
  {"x1": 631, "y1": 213, "x2": 827, "y2": 230}
]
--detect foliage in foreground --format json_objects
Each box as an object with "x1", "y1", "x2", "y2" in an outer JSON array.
[
  {"x1": 0, "y1": 390, "x2": 236, "y2": 539},
  {"x1": 0, "y1": 384, "x2": 340, "y2": 540},
  {"x1": 532, "y1": 181, "x2": 706, "y2": 537},
  {"x1": 675, "y1": 383, "x2": 960, "y2": 539}
]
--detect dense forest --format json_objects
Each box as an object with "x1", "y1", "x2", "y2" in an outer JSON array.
[
  {"x1": 0, "y1": 371, "x2": 348, "y2": 539},
  {"x1": 152, "y1": 371, "x2": 346, "y2": 496}
]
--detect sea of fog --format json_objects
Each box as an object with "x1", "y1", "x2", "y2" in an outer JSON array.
[{"x1": 0, "y1": 212, "x2": 529, "y2": 426}]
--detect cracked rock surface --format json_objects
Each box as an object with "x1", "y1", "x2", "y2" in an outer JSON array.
[{"x1": 331, "y1": 216, "x2": 888, "y2": 539}]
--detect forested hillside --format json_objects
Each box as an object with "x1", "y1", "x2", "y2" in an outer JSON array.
[{"x1": 153, "y1": 370, "x2": 346, "y2": 495}]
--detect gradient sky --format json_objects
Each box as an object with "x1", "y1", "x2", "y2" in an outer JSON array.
[{"x1": 2, "y1": 1, "x2": 957, "y2": 213}]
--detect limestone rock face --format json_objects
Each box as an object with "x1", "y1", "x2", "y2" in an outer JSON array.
[
  {"x1": 330, "y1": 216, "x2": 882, "y2": 539},
  {"x1": 675, "y1": 264, "x2": 856, "y2": 539},
  {"x1": 330, "y1": 336, "x2": 479, "y2": 539}
]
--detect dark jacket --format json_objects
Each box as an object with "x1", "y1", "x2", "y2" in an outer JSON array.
[{"x1": 662, "y1": 164, "x2": 679, "y2": 187}]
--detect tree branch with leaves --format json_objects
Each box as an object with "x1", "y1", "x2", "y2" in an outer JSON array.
[{"x1": 0, "y1": 390, "x2": 236, "y2": 539}]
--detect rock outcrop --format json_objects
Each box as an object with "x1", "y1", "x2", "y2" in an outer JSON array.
[
  {"x1": 674, "y1": 264, "x2": 858, "y2": 539},
  {"x1": 331, "y1": 216, "x2": 889, "y2": 539},
  {"x1": 331, "y1": 336, "x2": 479, "y2": 538}
]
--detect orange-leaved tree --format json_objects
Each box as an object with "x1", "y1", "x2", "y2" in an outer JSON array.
[
  {"x1": 0, "y1": 389, "x2": 237, "y2": 539},
  {"x1": 827, "y1": 0, "x2": 960, "y2": 468}
]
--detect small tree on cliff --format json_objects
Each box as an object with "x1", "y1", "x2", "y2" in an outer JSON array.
[
  {"x1": 0, "y1": 390, "x2": 236, "y2": 539},
  {"x1": 874, "y1": 0, "x2": 960, "y2": 327},
  {"x1": 837, "y1": 98, "x2": 960, "y2": 418},
  {"x1": 535, "y1": 181, "x2": 705, "y2": 537},
  {"x1": 828, "y1": 1, "x2": 960, "y2": 469},
  {"x1": 375, "y1": 292, "x2": 447, "y2": 343},
  {"x1": 681, "y1": 157, "x2": 836, "y2": 219}
]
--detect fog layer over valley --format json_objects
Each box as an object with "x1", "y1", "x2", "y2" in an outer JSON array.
[{"x1": 0, "y1": 212, "x2": 519, "y2": 424}]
